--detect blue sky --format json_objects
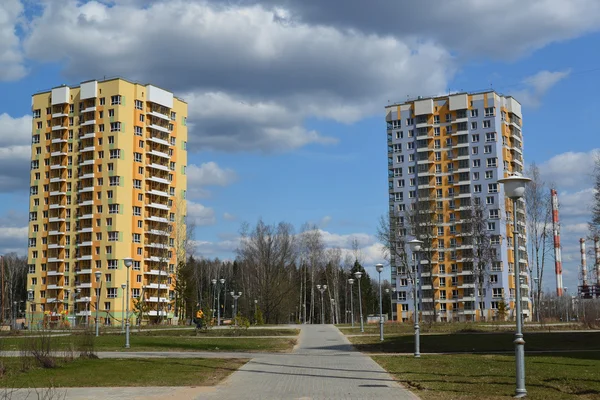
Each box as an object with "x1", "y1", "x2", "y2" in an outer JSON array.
[{"x1": 0, "y1": 0, "x2": 599, "y2": 293}]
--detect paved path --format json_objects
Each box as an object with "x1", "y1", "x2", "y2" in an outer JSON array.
[{"x1": 8, "y1": 325, "x2": 417, "y2": 400}]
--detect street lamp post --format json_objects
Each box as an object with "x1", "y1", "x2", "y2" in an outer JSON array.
[
  {"x1": 533, "y1": 277, "x2": 539, "y2": 323},
  {"x1": 27, "y1": 290, "x2": 34, "y2": 329},
  {"x1": 94, "y1": 271, "x2": 102, "y2": 337},
  {"x1": 316, "y1": 285, "x2": 327, "y2": 324},
  {"x1": 120, "y1": 283, "x2": 126, "y2": 333},
  {"x1": 330, "y1": 298, "x2": 335, "y2": 324},
  {"x1": 376, "y1": 263, "x2": 384, "y2": 342},
  {"x1": 217, "y1": 278, "x2": 225, "y2": 326},
  {"x1": 564, "y1": 287, "x2": 569, "y2": 322},
  {"x1": 386, "y1": 288, "x2": 396, "y2": 322},
  {"x1": 123, "y1": 258, "x2": 133, "y2": 348},
  {"x1": 211, "y1": 279, "x2": 217, "y2": 320},
  {"x1": 348, "y1": 279, "x2": 355, "y2": 328},
  {"x1": 354, "y1": 272, "x2": 364, "y2": 333},
  {"x1": 408, "y1": 239, "x2": 423, "y2": 358},
  {"x1": 254, "y1": 299, "x2": 258, "y2": 324},
  {"x1": 230, "y1": 291, "x2": 242, "y2": 326},
  {"x1": 499, "y1": 175, "x2": 531, "y2": 398}
]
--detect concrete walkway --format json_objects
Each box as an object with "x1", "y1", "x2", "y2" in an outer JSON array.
[{"x1": 7, "y1": 324, "x2": 417, "y2": 400}]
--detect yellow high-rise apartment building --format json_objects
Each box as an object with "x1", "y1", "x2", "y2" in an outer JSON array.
[
  {"x1": 26, "y1": 78, "x2": 187, "y2": 327},
  {"x1": 385, "y1": 91, "x2": 531, "y2": 323}
]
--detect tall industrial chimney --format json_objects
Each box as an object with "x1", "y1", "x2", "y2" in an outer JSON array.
[
  {"x1": 580, "y1": 238, "x2": 588, "y2": 287},
  {"x1": 551, "y1": 189, "x2": 563, "y2": 296}
]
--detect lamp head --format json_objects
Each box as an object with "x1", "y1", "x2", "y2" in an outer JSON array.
[
  {"x1": 408, "y1": 239, "x2": 423, "y2": 253},
  {"x1": 219, "y1": 278, "x2": 225, "y2": 284},
  {"x1": 498, "y1": 175, "x2": 531, "y2": 199},
  {"x1": 230, "y1": 291, "x2": 235, "y2": 296},
  {"x1": 254, "y1": 299, "x2": 258, "y2": 304},
  {"x1": 94, "y1": 270, "x2": 101, "y2": 281},
  {"x1": 323, "y1": 285, "x2": 327, "y2": 290},
  {"x1": 211, "y1": 279, "x2": 217, "y2": 285},
  {"x1": 238, "y1": 291, "x2": 242, "y2": 296},
  {"x1": 375, "y1": 263, "x2": 384, "y2": 273},
  {"x1": 348, "y1": 278, "x2": 354, "y2": 284},
  {"x1": 121, "y1": 283, "x2": 126, "y2": 289},
  {"x1": 123, "y1": 258, "x2": 133, "y2": 268},
  {"x1": 385, "y1": 288, "x2": 389, "y2": 293},
  {"x1": 316, "y1": 284, "x2": 321, "y2": 290},
  {"x1": 354, "y1": 271, "x2": 362, "y2": 279},
  {"x1": 76, "y1": 288, "x2": 81, "y2": 293}
]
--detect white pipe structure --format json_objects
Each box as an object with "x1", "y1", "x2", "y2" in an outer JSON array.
[
  {"x1": 581, "y1": 238, "x2": 588, "y2": 287},
  {"x1": 551, "y1": 189, "x2": 563, "y2": 296}
]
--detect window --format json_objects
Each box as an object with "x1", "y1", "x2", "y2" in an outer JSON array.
[
  {"x1": 488, "y1": 183, "x2": 498, "y2": 193},
  {"x1": 110, "y1": 122, "x2": 121, "y2": 132},
  {"x1": 486, "y1": 158, "x2": 497, "y2": 168},
  {"x1": 474, "y1": 184, "x2": 482, "y2": 193},
  {"x1": 397, "y1": 179, "x2": 404, "y2": 188},
  {"x1": 139, "y1": 140, "x2": 144, "y2": 148},
  {"x1": 485, "y1": 132, "x2": 496, "y2": 142},
  {"x1": 107, "y1": 190, "x2": 113, "y2": 199},
  {"x1": 109, "y1": 176, "x2": 120, "y2": 186},
  {"x1": 492, "y1": 288, "x2": 503, "y2": 298},
  {"x1": 472, "y1": 159, "x2": 481, "y2": 168},
  {"x1": 133, "y1": 206, "x2": 141, "y2": 216},
  {"x1": 33, "y1": 109, "x2": 41, "y2": 118},
  {"x1": 486, "y1": 196, "x2": 494, "y2": 205},
  {"x1": 109, "y1": 149, "x2": 120, "y2": 159},
  {"x1": 489, "y1": 209, "x2": 499, "y2": 219},
  {"x1": 485, "y1": 107, "x2": 494, "y2": 117},
  {"x1": 108, "y1": 204, "x2": 120, "y2": 214},
  {"x1": 108, "y1": 231, "x2": 119, "y2": 241},
  {"x1": 110, "y1": 95, "x2": 121, "y2": 105},
  {"x1": 484, "y1": 145, "x2": 492, "y2": 154},
  {"x1": 485, "y1": 170, "x2": 493, "y2": 179},
  {"x1": 108, "y1": 109, "x2": 115, "y2": 117},
  {"x1": 472, "y1": 147, "x2": 478, "y2": 155},
  {"x1": 135, "y1": 100, "x2": 143, "y2": 110},
  {"x1": 406, "y1": 118, "x2": 414, "y2": 125},
  {"x1": 471, "y1": 134, "x2": 479, "y2": 142},
  {"x1": 470, "y1": 109, "x2": 478, "y2": 117},
  {"x1": 108, "y1": 135, "x2": 115, "y2": 144},
  {"x1": 170, "y1": 111, "x2": 176, "y2": 120},
  {"x1": 407, "y1": 142, "x2": 414, "y2": 150},
  {"x1": 133, "y1": 179, "x2": 142, "y2": 189},
  {"x1": 132, "y1": 288, "x2": 140, "y2": 298},
  {"x1": 107, "y1": 288, "x2": 117, "y2": 298},
  {"x1": 471, "y1": 121, "x2": 477, "y2": 130},
  {"x1": 487, "y1": 222, "x2": 496, "y2": 230},
  {"x1": 134, "y1": 126, "x2": 143, "y2": 136},
  {"x1": 483, "y1": 120, "x2": 491, "y2": 128}
]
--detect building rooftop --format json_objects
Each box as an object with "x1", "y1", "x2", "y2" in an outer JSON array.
[{"x1": 385, "y1": 89, "x2": 519, "y2": 109}]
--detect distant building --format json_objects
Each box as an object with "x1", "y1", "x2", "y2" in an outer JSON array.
[
  {"x1": 385, "y1": 91, "x2": 531, "y2": 323},
  {"x1": 26, "y1": 78, "x2": 188, "y2": 327}
]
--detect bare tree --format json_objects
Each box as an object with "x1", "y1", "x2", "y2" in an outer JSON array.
[
  {"x1": 1, "y1": 254, "x2": 27, "y2": 327},
  {"x1": 298, "y1": 224, "x2": 324, "y2": 324},
  {"x1": 237, "y1": 219, "x2": 298, "y2": 323},
  {"x1": 525, "y1": 163, "x2": 551, "y2": 320},
  {"x1": 325, "y1": 248, "x2": 342, "y2": 324}
]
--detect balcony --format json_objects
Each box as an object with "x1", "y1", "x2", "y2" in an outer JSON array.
[
  {"x1": 76, "y1": 255, "x2": 93, "y2": 261},
  {"x1": 145, "y1": 297, "x2": 170, "y2": 303},
  {"x1": 51, "y1": 125, "x2": 68, "y2": 131},
  {"x1": 80, "y1": 158, "x2": 95, "y2": 166},
  {"x1": 148, "y1": 149, "x2": 170, "y2": 159},
  {"x1": 147, "y1": 188, "x2": 169, "y2": 198},
  {"x1": 145, "y1": 201, "x2": 169, "y2": 211},
  {"x1": 147, "y1": 110, "x2": 170, "y2": 121},
  {"x1": 147, "y1": 229, "x2": 169, "y2": 237},
  {"x1": 77, "y1": 241, "x2": 93, "y2": 247},
  {"x1": 47, "y1": 284, "x2": 64, "y2": 290},
  {"x1": 147, "y1": 163, "x2": 170, "y2": 172},
  {"x1": 145, "y1": 215, "x2": 169, "y2": 223},
  {"x1": 50, "y1": 150, "x2": 67, "y2": 157},
  {"x1": 78, "y1": 186, "x2": 94, "y2": 193},
  {"x1": 47, "y1": 243, "x2": 65, "y2": 249},
  {"x1": 51, "y1": 137, "x2": 68, "y2": 144},
  {"x1": 48, "y1": 230, "x2": 65, "y2": 236},
  {"x1": 143, "y1": 283, "x2": 170, "y2": 290},
  {"x1": 145, "y1": 174, "x2": 170, "y2": 185},
  {"x1": 147, "y1": 310, "x2": 168, "y2": 316},
  {"x1": 82, "y1": 106, "x2": 96, "y2": 114},
  {"x1": 144, "y1": 269, "x2": 169, "y2": 276},
  {"x1": 75, "y1": 268, "x2": 92, "y2": 275},
  {"x1": 47, "y1": 270, "x2": 64, "y2": 276},
  {"x1": 78, "y1": 213, "x2": 94, "y2": 220},
  {"x1": 48, "y1": 217, "x2": 66, "y2": 223},
  {"x1": 52, "y1": 112, "x2": 68, "y2": 118},
  {"x1": 76, "y1": 283, "x2": 92, "y2": 289},
  {"x1": 147, "y1": 135, "x2": 170, "y2": 147},
  {"x1": 49, "y1": 177, "x2": 67, "y2": 184},
  {"x1": 49, "y1": 203, "x2": 66, "y2": 209},
  {"x1": 81, "y1": 119, "x2": 96, "y2": 126},
  {"x1": 148, "y1": 123, "x2": 170, "y2": 134},
  {"x1": 50, "y1": 164, "x2": 67, "y2": 170},
  {"x1": 80, "y1": 132, "x2": 95, "y2": 140},
  {"x1": 76, "y1": 296, "x2": 92, "y2": 303},
  {"x1": 78, "y1": 227, "x2": 93, "y2": 233},
  {"x1": 76, "y1": 311, "x2": 92, "y2": 316}
]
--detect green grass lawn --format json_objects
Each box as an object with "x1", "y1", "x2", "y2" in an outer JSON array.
[
  {"x1": 338, "y1": 322, "x2": 587, "y2": 335},
  {"x1": 0, "y1": 334, "x2": 296, "y2": 353},
  {"x1": 131, "y1": 328, "x2": 299, "y2": 337},
  {"x1": 374, "y1": 352, "x2": 600, "y2": 400},
  {"x1": 0, "y1": 357, "x2": 247, "y2": 388},
  {"x1": 348, "y1": 331, "x2": 600, "y2": 354}
]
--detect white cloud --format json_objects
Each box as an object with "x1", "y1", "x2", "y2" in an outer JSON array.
[
  {"x1": 538, "y1": 149, "x2": 599, "y2": 190},
  {"x1": 187, "y1": 162, "x2": 237, "y2": 199},
  {"x1": 23, "y1": 0, "x2": 453, "y2": 153},
  {"x1": 512, "y1": 70, "x2": 570, "y2": 108},
  {"x1": 223, "y1": 213, "x2": 236, "y2": 221},
  {"x1": 187, "y1": 201, "x2": 216, "y2": 226},
  {"x1": 0, "y1": 210, "x2": 28, "y2": 255},
  {"x1": 0, "y1": 0, "x2": 26, "y2": 80},
  {"x1": 0, "y1": 113, "x2": 33, "y2": 192}
]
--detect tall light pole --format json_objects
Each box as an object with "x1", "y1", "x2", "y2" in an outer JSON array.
[
  {"x1": 120, "y1": 283, "x2": 126, "y2": 333},
  {"x1": 254, "y1": 299, "x2": 258, "y2": 324},
  {"x1": 385, "y1": 287, "x2": 396, "y2": 321},
  {"x1": 533, "y1": 277, "x2": 539, "y2": 322},
  {"x1": 316, "y1": 285, "x2": 326, "y2": 324},
  {"x1": 211, "y1": 279, "x2": 217, "y2": 320},
  {"x1": 94, "y1": 270, "x2": 102, "y2": 337},
  {"x1": 499, "y1": 175, "x2": 531, "y2": 398},
  {"x1": 230, "y1": 291, "x2": 242, "y2": 326},
  {"x1": 330, "y1": 298, "x2": 335, "y2": 324},
  {"x1": 354, "y1": 272, "x2": 364, "y2": 333},
  {"x1": 376, "y1": 263, "x2": 384, "y2": 341},
  {"x1": 123, "y1": 258, "x2": 132, "y2": 348},
  {"x1": 408, "y1": 238, "x2": 423, "y2": 358},
  {"x1": 27, "y1": 289, "x2": 34, "y2": 329},
  {"x1": 348, "y1": 278, "x2": 355, "y2": 328},
  {"x1": 217, "y1": 278, "x2": 224, "y2": 326}
]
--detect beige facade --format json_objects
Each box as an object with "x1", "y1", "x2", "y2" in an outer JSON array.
[{"x1": 26, "y1": 78, "x2": 187, "y2": 327}]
